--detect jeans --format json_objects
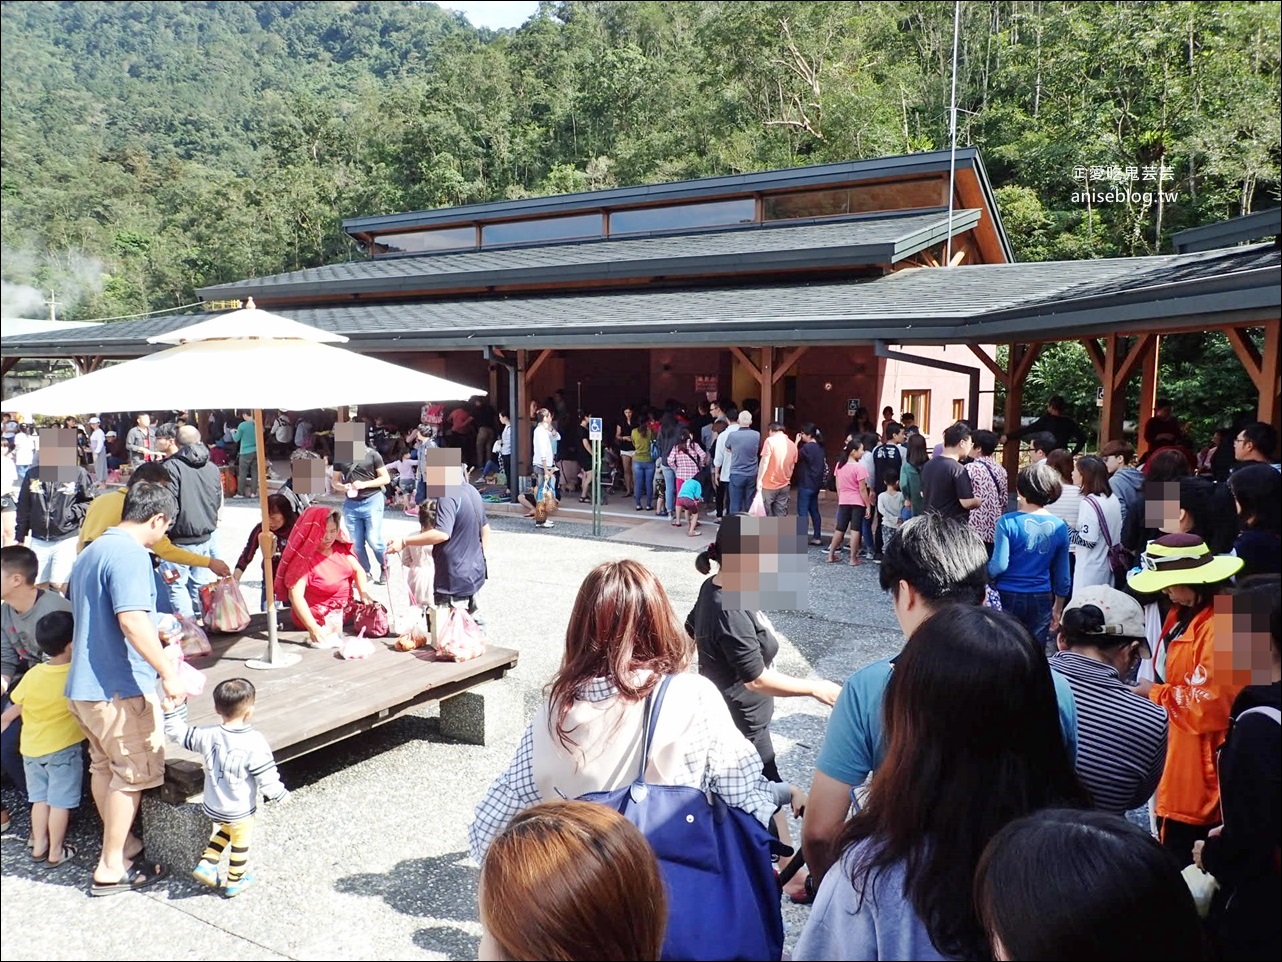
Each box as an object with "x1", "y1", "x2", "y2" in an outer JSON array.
[
  {"x1": 168, "y1": 536, "x2": 219, "y2": 618},
  {"x1": 94, "y1": 452, "x2": 108, "y2": 484},
  {"x1": 660, "y1": 463, "x2": 677, "y2": 515},
  {"x1": 861, "y1": 513, "x2": 874, "y2": 555},
  {"x1": 343, "y1": 494, "x2": 386, "y2": 578},
  {"x1": 0, "y1": 693, "x2": 25, "y2": 799},
  {"x1": 728, "y1": 473, "x2": 755, "y2": 515},
  {"x1": 238, "y1": 450, "x2": 257, "y2": 498},
  {"x1": 797, "y1": 487, "x2": 822, "y2": 540},
  {"x1": 633, "y1": 461, "x2": 655, "y2": 508},
  {"x1": 415, "y1": 477, "x2": 426, "y2": 506},
  {"x1": 999, "y1": 590, "x2": 1054, "y2": 649}
]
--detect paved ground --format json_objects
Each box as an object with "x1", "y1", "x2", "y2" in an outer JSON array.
[{"x1": 0, "y1": 496, "x2": 903, "y2": 961}]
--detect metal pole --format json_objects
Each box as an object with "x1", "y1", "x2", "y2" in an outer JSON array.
[
  {"x1": 592, "y1": 433, "x2": 602, "y2": 537},
  {"x1": 945, "y1": 0, "x2": 961, "y2": 266},
  {"x1": 247, "y1": 408, "x2": 301, "y2": 671}
]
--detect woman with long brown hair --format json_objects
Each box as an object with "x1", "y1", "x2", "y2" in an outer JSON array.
[
  {"x1": 478, "y1": 800, "x2": 666, "y2": 962},
  {"x1": 794, "y1": 605, "x2": 1087, "y2": 961},
  {"x1": 468, "y1": 559, "x2": 797, "y2": 859}
]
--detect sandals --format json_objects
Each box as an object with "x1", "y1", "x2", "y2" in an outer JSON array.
[
  {"x1": 45, "y1": 842, "x2": 77, "y2": 869},
  {"x1": 578, "y1": 497, "x2": 591, "y2": 504},
  {"x1": 90, "y1": 861, "x2": 169, "y2": 897}
]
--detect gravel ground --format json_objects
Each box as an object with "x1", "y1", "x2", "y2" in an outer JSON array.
[{"x1": 0, "y1": 499, "x2": 902, "y2": 961}]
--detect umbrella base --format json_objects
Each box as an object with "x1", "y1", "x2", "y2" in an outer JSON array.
[{"x1": 246, "y1": 652, "x2": 303, "y2": 671}]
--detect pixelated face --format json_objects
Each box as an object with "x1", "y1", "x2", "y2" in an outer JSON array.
[
  {"x1": 291, "y1": 457, "x2": 327, "y2": 495},
  {"x1": 334, "y1": 421, "x2": 367, "y2": 463},
  {"x1": 719, "y1": 516, "x2": 808, "y2": 611},
  {"x1": 1143, "y1": 481, "x2": 1183, "y2": 532},
  {"x1": 422, "y1": 447, "x2": 465, "y2": 497},
  {"x1": 1212, "y1": 593, "x2": 1276, "y2": 687},
  {"x1": 39, "y1": 428, "x2": 81, "y2": 483}
]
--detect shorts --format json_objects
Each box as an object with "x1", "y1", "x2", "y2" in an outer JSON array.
[
  {"x1": 675, "y1": 497, "x2": 700, "y2": 512},
  {"x1": 68, "y1": 694, "x2": 165, "y2": 793},
  {"x1": 835, "y1": 504, "x2": 866, "y2": 533},
  {"x1": 23, "y1": 743, "x2": 84, "y2": 809},
  {"x1": 30, "y1": 535, "x2": 78, "y2": 585}
]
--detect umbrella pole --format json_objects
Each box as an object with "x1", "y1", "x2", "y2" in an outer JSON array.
[{"x1": 247, "y1": 408, "x2": 301, "y2": 671}]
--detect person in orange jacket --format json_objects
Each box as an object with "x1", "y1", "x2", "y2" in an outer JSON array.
[{"x1": 1128, "y1": 533, "x2": 1244, "y2": 866}]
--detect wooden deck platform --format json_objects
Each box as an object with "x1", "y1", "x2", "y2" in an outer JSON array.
[{"x1": 159, "y1": 615, "x2": 519, "y2": 802}]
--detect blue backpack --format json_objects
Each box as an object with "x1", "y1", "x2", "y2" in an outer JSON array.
[{"x1": 579, "y1": 675, "x2": 786, "y2": 962}]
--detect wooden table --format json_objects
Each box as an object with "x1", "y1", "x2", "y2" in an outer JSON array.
[{"x1": 159, "y1": 615, "x2": 519, "y2": 802}]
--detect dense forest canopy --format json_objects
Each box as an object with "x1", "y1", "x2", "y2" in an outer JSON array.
[{"x1": 1, "y1": 0, "x2": 1278, "y2": 435}]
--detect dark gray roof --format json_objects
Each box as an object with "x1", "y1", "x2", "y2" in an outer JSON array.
[
  {"x1": 7, "y1": 244, "x2": 1275, "y2": 356},
  {"x1": 1172, "y1": 208, "x2": 1280, "y2": 253},
  {"x1": 198, "y1": 209, "x2": 981, "y2": 299},
  {"x1": 343, "y1": 147, "x2": 995, "y2": 231}
]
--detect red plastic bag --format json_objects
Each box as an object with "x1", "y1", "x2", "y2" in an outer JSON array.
[
  {"x1": 199, "y1": 577, "x2": 251, "y2": 633},
  {"x1": 434, "y1": 606, "x2": 487, "y2": 662}
]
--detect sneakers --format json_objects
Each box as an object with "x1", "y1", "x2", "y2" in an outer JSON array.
[
  {"x1": 192, "y1": 862, "x2": 219, "y2": 888},
  {"x1": 536, "y1": 520, "x2": 555, "y2": 528},
  {"x1": 223, "y1": 872, "x2": 257, "y2": 898}
]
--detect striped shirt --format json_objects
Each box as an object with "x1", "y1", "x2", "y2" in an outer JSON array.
[{"x1": 1050, "y1": 650, "x2": 1168, "y2": 814}]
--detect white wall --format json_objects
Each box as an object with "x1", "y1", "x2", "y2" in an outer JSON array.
[{"x1": 879, "y1": 344, "x2": 997, "y2": 441}]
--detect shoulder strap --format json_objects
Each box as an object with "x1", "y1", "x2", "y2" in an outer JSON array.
[
  {"x1": 978, "y1": 459, "x2": 1001, "y2": 485},
  {"x1": 1086, "y1": 495, "x2": 1115, "y2": 550},
  {"x1": 637, "y1": 674, "x2": 674, "y2": 781},
  {"x1": 1237, "y1": 705, "x2": 1281, "y2": 725}
]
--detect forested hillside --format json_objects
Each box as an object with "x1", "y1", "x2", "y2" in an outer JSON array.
[{"x1": 2, "y1": 0, "x2": 1279, "y2": 327}]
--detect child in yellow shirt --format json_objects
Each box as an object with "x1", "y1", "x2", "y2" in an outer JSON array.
[{"x1": 0, "y1": 610, "x2": 84, "y2": 866}]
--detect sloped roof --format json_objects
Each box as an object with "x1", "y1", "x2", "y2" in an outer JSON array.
[
  {"x1": 5, "y1": 244, "x2": 1275, "y2": 356},
  {"x1": 198, "y1": 209, "x2": 981, "y2": 299}
]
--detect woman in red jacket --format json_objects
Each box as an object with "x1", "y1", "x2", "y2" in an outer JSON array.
[{"x1": 1128, "y1": 533, "x2": 1244, "y2": 865}]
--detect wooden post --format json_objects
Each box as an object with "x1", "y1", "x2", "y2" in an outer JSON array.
[
  {"x1": 1261, "y1": 320, "x2": 1281, "y2": 426},
  {"x1": 1098, "y1": 334, "x2": 1123, "y2": 445},
  {"x1": 760, "y1": 348, "x2": 775, "y2": 427},
  {"x1": 515, "y1": 349, "x2": 529, "y2": 486},
  {"x1": 1001, "y1": 350, "x2": 1024, "y2": 480},
  {"x1": 245, "y1": 409, "x2": 299, "y2": 670},
  {"x1": 1136, "y1": 335, "x2": 1161, "y2": 456}
]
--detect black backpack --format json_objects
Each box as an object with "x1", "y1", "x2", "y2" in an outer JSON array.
[{"x1": 872, "y1": 443, "x2": 902, "y2": 493}]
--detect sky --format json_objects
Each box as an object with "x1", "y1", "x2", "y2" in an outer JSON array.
[{"x1": 439, "y1": 1, "x2": 542, "y2": 30}]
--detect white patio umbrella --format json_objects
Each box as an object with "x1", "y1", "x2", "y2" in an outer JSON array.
[{"x1": 6, "y1": 300, "x2": 480, "y2": 668}]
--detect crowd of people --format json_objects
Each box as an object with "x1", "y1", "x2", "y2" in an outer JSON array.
[{"x1": 1, "y1": 393, "x2": 1279, "y2": 960}]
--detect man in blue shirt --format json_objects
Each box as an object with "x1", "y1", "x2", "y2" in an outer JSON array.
[
  {"x1": 67, "y1": 481, "x2": 184, "y2": 896},
  {"x1": 800, "y1": 514, "x2": 1080, "y2": 893}
]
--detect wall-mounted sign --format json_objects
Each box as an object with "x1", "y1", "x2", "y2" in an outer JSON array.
[
  {"x1": 694, "y1": 376, "x2": 718, "y2": 394},
  {"x1": 846, "y1": 398, "x2": 861, "y2": 417}
]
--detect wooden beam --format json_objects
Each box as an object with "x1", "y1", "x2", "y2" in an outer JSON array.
[
  {"x1": 525, "y1": 348, "x2": 553, "y2": 383},
  {"x1": 1137, "y1": 335, "x2": 1161, "y2": 457},
  {"x1": 1258, "y1": 320, "x2": 1280, "y2": 426},
  {"x1": 729, "y1": 346, "x2": 762, "y2": 384},
  {"x1": 1112, "y1": 334, "x2": 1152, "y2": 390},
  {"x1": 1225, "y1": 327, "x2": 1265, "y2": 390},
  {"x1": 967, "y1": 345, "x2": 1007, "y2": 387},
  {"x1": 771, "y1": 346, "x2": 808, "y2": 384},
  {"x1": 1082, "y1": 338, "x2": 1106, "y2": 381},
  {"x1": 1012, "y1": 341, "x2": 1043, "y2": 385}
]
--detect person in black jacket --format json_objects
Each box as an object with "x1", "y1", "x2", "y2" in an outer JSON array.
[
  {"x1": 795, "y1": 423, "x2": 826, "y2": 546},
  {"x1": 14, "y1": 446, "x2": 94, "y2": 594},
  {"x1": 1003, "y1": 395, "x2": 1087, "y2": 456},
  {"x1": 161, "y1": 424, "x2": 226, "y2": 617},
  {"x1": 1194, "y1": 579, "x2": 1280, "y2": 962}
]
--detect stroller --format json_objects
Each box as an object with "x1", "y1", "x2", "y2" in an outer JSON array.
[{"x1": 603, "y1": 447, "x2": 627, "y2": 495}]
